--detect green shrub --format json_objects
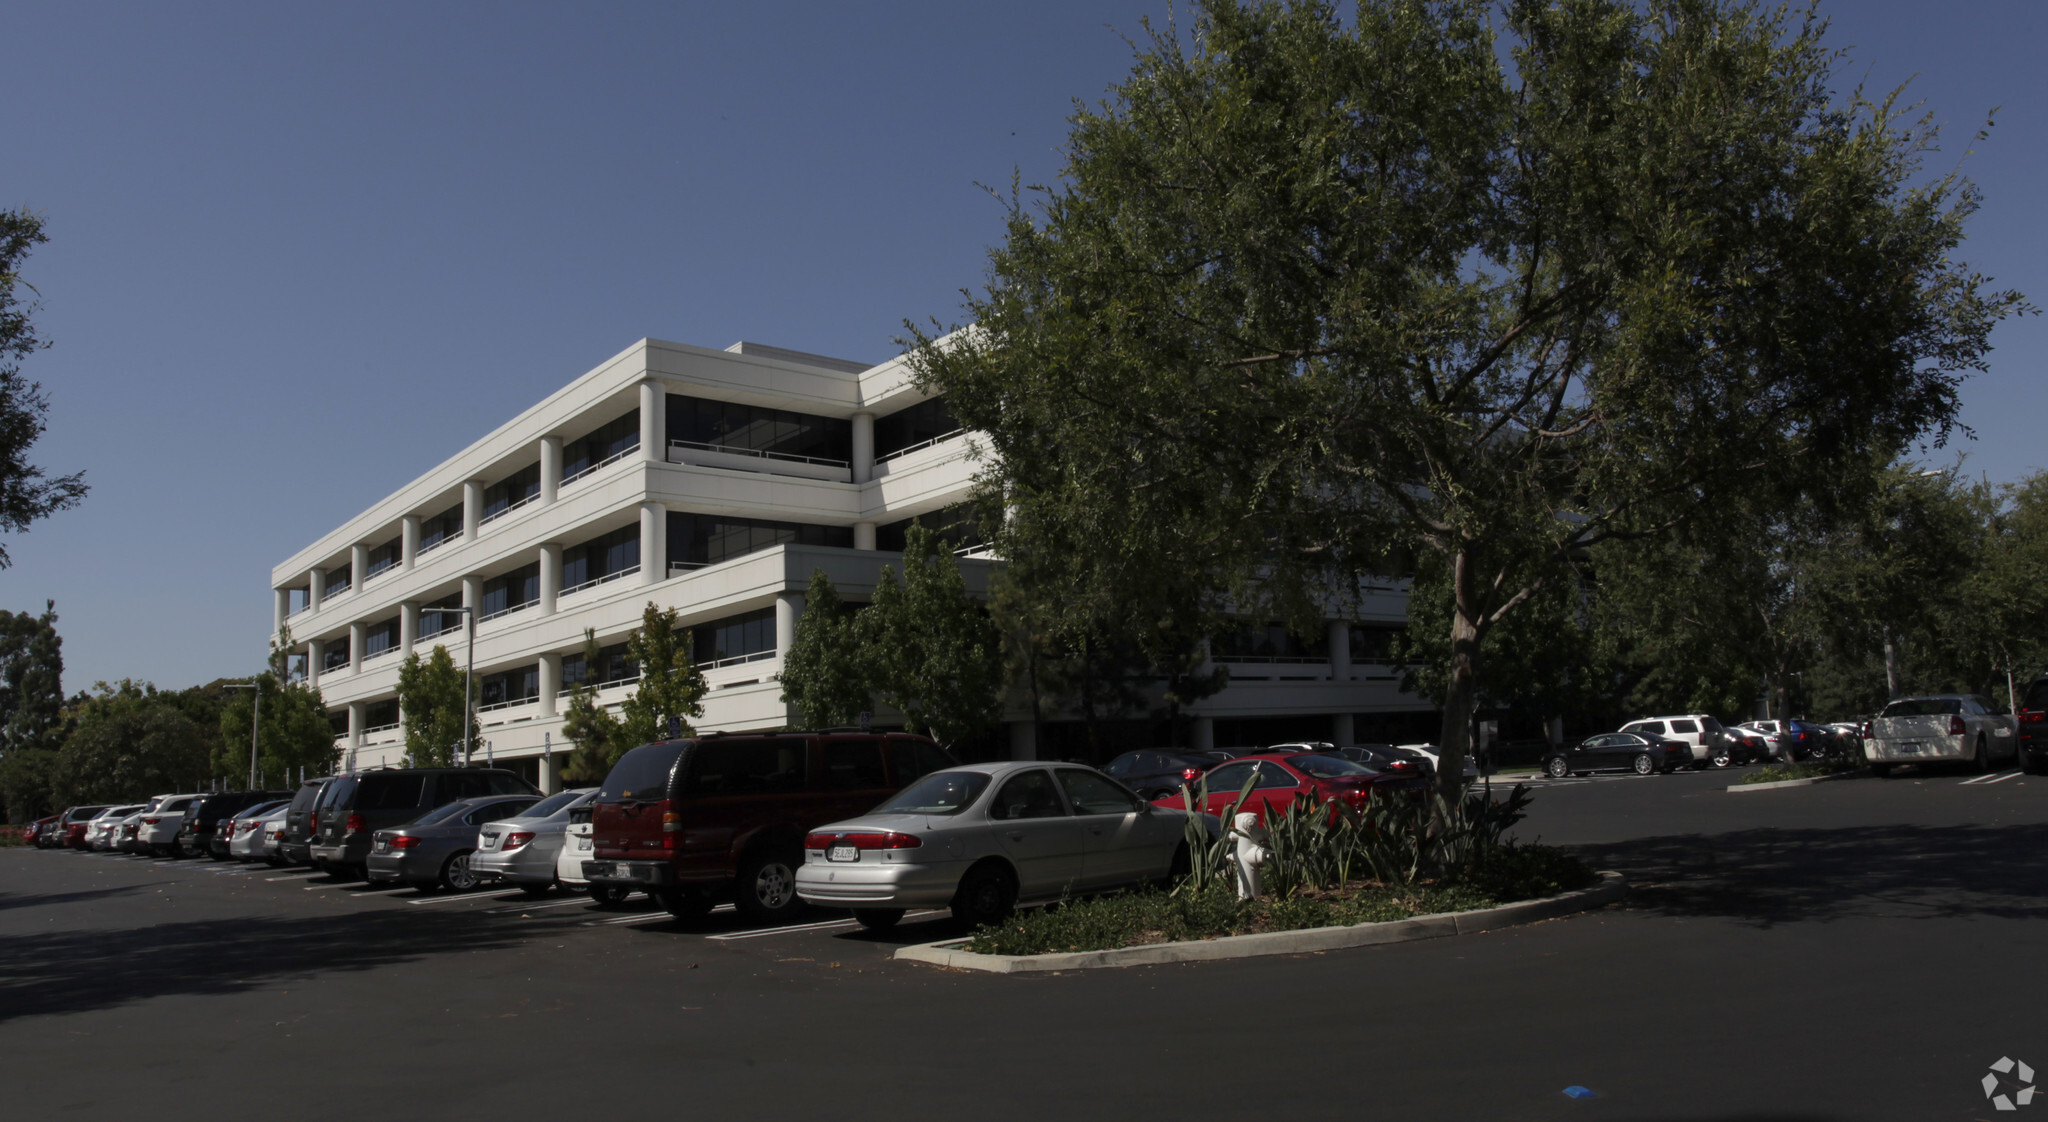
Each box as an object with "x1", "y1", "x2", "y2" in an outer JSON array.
[{"x1": 1738, "y1": 759, "x2": 1863, "y2": 784}]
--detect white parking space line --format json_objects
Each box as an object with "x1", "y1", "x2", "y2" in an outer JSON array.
[
  {"x1": 482, "y1": 897, "x2": 598, "y2": 914},
  {"x1": 265, "y1": 873, "x2": 321, "y2": 881},
  {"x1": 1959, "y1": 768, "x2": 2021, "y2": 785},
  {"x1": 583, "y1": 911, "x2": 672, "y2": 926},
  {"x1": 404, "y1": 891, "x2": 525, "y2": 906},
  {"x1": 705, "y1": 917, "x2": 860, "y2": 940}
]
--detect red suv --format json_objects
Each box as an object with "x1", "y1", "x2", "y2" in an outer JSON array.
[{"x1": 584, "y1": 730, "x2": 956, "y2": 923}]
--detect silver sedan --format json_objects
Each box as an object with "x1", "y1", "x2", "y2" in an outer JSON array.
[
  {"x1": 794, "y1": 761, "x2": 1193, "y2": 931},
  {"x1": 470, "y1": 788, "x2": 596, "y2": 894}
]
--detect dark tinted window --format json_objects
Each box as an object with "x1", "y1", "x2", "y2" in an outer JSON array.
[
  {"x1": 436, "y1": 772, "x2": 492, "y2": 802},
  {"x1": 875, "y1": 770, "x2": 990, "y2": 816},
  {"x1": 601, "y1": 743, "x2": 686, "y2": 801},
  {"x1": 1289, "y1": 754, "x2": 1373, "y2": 779},
  {"x1": 289, "y1": 782, "x2": 324, "y2": 813},
  {"x1": 357, "y1": 774, "x2": 426, "y2": 811},
  {"x1": 819, "y1": 741, "x2": 887, "y2": 790},
  {"x1": 413, "y1": 802, "x2": 469, "y2": 827},
  {"x1": 1204, "y1": 762, "x2": 1257, "y2": 793},
  {"x1": 1255, "y1": 761, "x2": 1299, "y2": 788},
  {"x1": 885, "y1": 739, "x2": 954, "y2": 786},
  {"x1": 1057, "y1": 770, "x2": 1141, "y2": 815},
  {"x1": 990, "y1": 771, "x2": 1066, "y2": 820},
  {"x1": 315, "y1": 778, "x2": 354, "y2": 810},
  {"x1": 2026, "y1": 680, "x2": 2048, "y2": 712},
  {"x1": 467, "y1": 799, "x2": 536, "y2": 825},
  {"x1": 1881, "y1": 698, "x2": 1964, "y2": 718},
  {"x1": 686, "y1": 739, "x2": 807, "y2": 797},
  {"x1": 488, "y1": 772, "x2": 537, "y2": 795}
]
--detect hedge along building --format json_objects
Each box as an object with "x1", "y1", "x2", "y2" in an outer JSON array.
[{"x1": 270, "y1": 338, "x2": 1431, "y2": 790}]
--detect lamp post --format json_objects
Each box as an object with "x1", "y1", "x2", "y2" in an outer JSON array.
[{"x1": 222, "y1": 679, "x2": 263, "y2": 789}]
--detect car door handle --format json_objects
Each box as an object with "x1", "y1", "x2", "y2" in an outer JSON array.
[
  {"x1": 1088, "y1": 827, "x2": 1106, "y2": 836},
  {"x1": 1006, "y1": 831, "x2": 1025, "y2": 841}
]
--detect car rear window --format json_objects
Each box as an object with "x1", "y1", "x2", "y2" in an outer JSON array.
[
  {"x1": 289, "y1": 782, "x2": 324, "y2": 812},
  {"x1": 521, "y1": 790, "x2": 585, "y2": 819},
  {"x1": 1289, "y1": 754, "x2": 1374, "y2": 778},
  {"x1": 875, "y1": 770, "x2": 992, "y2": 816},
  {"x1": 2026, "y1": 681, "x2": 2048, "y2": 712},
  {"x1": 315, "y1": 778, "x2": 353, "y2": 811},
  {"x1": 600, "y1": 742, "x2": 687, "y2": 802},
  {"x1": 1882, "y1": 698, "x2": 1964, "y2": 718},
  {"x1": 686, "y1": 739, "x2": 807, "y2": 796}
]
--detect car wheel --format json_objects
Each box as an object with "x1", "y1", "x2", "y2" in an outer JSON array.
[
  {"x1": 439, "y1": 850, "x2": 479, "y2": 892},
  {"x1": 1545, "y1": 757, "x2": 1570, "y2": 779},
  {"x1": 734, "y1": 850, "x2": 805, "y2": 924},
  {"x1": 587, "y1": 884, "x2": 630, "y2": 907},
  {"x1": 855, "y1": 908, "x2": 905, "y2": 931},
  {"x1": 1632, "y1": 753, "x2": 1656, "y2": 776},
  {"x1": 951, "y1": 862, "x2": 1017, "y2": 928},
  {"x1": 654, "y1": 885, "x2": 714, "y2": 920}
]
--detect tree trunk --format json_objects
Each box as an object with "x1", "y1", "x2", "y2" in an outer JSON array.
[
  {"x1": 1435, "y1": 547, "x2": 1480, "y2": 805},
  {"x1": 1882, "y1": 627, "x2": 1899, "y2": 699}
]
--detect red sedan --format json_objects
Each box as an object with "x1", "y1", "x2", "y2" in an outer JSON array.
[{"x1": 1148, "y1": 752, "x2": 1417, "y2": 820}]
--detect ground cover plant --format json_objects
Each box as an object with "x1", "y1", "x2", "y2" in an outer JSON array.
[{"x1": 1738, "y1": 759, "x2": 1869, "y2": 785}]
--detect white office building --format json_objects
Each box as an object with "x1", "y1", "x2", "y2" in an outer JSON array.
[{"x1": 270, "y1": 337, "x2": 1430, "y2": 788}]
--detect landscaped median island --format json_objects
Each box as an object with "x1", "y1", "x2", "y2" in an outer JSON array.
[{"x1": 1735, "y1": 759, "x2": 1866, "y2": 785}]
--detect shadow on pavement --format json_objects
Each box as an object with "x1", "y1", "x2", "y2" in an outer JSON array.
[
  {"x1": 0, "y1": 908, "x2": 527, "y2": 1024},
  {"x1": 1569, "y1": 822, "x2": 2048, "y2": 927},
  {"x1": 0, "y1": 884, "x2": 154, "y2": 911}
]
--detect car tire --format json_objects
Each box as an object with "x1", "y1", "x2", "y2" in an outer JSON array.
[
  {"x1": 951, "y1": 861, "x2": 1017, "y2": 928},
  {"x1": 734, "y1": 850, "x2": 806, "y2": 924},
  {"x1": 1632, "y1": 754, "x2": 1656, "y2": 776},
  {"x1": 587, "y1": 884, "x2": 630, "y2": 907},
  {"x1": 655, "y1": 885, "x2": 714, "y2": 920},
  {"x1": 439, "y1": 850, "x2": 479, "y2": 892},
  {"x1": 855, "y1": 908, "x2": 905, "y2": 931},
  {"x1": 1710, "y1": 746, "x2": 1733, "y2": 769},
  {"x1": 1545, "y1": 757, "x2": 1570, "y2": 779}
]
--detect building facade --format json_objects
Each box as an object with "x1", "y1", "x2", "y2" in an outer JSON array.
[{"x1": 270, "y1": 338, "x2": 1430, "y2": 789}]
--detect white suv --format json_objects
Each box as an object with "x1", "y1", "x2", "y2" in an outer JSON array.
[{"x1": 1619, "y1": 715, "x2": 1731, "y2": 769}]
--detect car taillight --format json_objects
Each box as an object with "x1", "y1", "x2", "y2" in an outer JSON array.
[
  {"x1": 1181, "y1": 768, "x2": 1201, "y2": 782},
  {"x1": 269, "y1": 827, "x2": 284, "y2": 840},
  {"x1": 1862, "y1": 721, "x2": 1873, "y2": 738},
  {"x1": 1949, "y1": 715, "x2": 1967, "y2": 736},
  {"x1": 803, "y1": 831, "x2": 923, "y2": 850},
  {"x1": 391, "y1": 836, "x2": 420, "y2": 850},
  {"x1": 346, "y1": 813, "x2": 366, "y2": 834},
  {"x1": 504, "y1": 831, "x2": 535, "y2": 850},
  {"x1": 309, "y1": 813, "x2": 319, "y2": 833},
  {"x1": 142, "y1": 817, "x2": 160, "y2": 826}
]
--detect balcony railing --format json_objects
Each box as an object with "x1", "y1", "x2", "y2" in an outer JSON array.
[
  {"x1": 416, "y1": 534, "x2": 453, "y2": 559},
  {"x1": 478, "y1": 491, "x2": 540, "y2": 528},
  {"x1": 323, "y1": 580, "x2": 352, "y2": 598},
  {"x1": 668, "y1": 438, "x2": 849, "y2": 470},
  {"x1": 561, "y1": 565, "x2": 639, "y2": 598},
  {"x1": 670, "y1": 560, "x2": 707, "y2": 574},
  {"x1": 561, "y1": 442, "x2": 639, "y2": 488},
  {"x1": 364, "y1": 722, "x2": 401, "y2": 736},
  {"x1": 478, "y1": 600, "x2": 535, "y2": 623},
  {"x1": 418, "y1": 620, "x2": 463, "y2": 641},
  {"x1": 362, "y1": 644, "x2": 400, "y2": 663},
  {"x1": 364, "y1": 558, "x2": 398, "y2": 580},
  {"x1": 321, "y1": 660, "x2": 351, "y2": 676},
  {"x1": 476, "y1": 695, "x2": 537, "y2": 714},
  {"x1": 875, "y1": 429, "x2": 965, "y2": 466},
  {"x1": 596, "y1": 673, "x2": 642, "y2": 691},
  {"x1": 695, "y1": 650, "x2": 775, "y2": 671}
]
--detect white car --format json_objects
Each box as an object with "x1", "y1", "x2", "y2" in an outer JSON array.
[
  {"x1": 1395, "y1": 743, "x2": 1481, "y2": 781},
  {"x1": 135, "y1": 794, "x2": 207, "y2": 856},
  {"x1": 86, "y1": 805, "x2": 143, "y2": 850},
  {"x1": 115, "y1": 798, "x2": 167, "y2": 853},
  {"x1": 557, "y1": 805, "x2": 598, "y2": 895},
  {"x1": 226, "y1": 801, "x2": 292, "y2": 861},
  {"x1": 1866, "y1": 694, "x2": 2019, "y2": 776},
  {"x1": 1619, "y1": 715, "x2": 1732, "y2": 768}
]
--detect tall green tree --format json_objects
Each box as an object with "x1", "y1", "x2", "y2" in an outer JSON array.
[
  {"x1": 216, "y1": 633, "x2": 339, "y2": 787},
  {"x1": 559, "y1": 629, "x2": 625, "y2": 784},
  {"x1": 911, "y1": 0, "x2": 2026, "y2": 797},
  {"x1": 0, "y1": 208, "x2": 88, "y2": 566},
  {"x1": 779, "y1": 570, "x2": 872, "y2": 729},
  {"x1": 617, "y1": 602, "x2": 708, "y2": 747},
  {"x1": 860, "y1": 525, "x2": 1005, "y2": 747},
  {"x1": 396, "y1": 645, "x2": 476, "y2": 767},
  {"x1": 50, "y1": 681, "x2": 211, "y2": 803},
  {"x1": 0, "y1": 600, "x2": 66, "y2": 819}
]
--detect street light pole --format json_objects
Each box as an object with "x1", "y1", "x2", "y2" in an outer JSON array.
[{"x1": 223, "y1": 680, "x2": 263, "y2": 789}]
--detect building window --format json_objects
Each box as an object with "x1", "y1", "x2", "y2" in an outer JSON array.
[
  {"x1": 563, "y1": 642, "x2": 637, "y2": 689},
  {"x1": 1212, "y1": 622, "x2": 1327, "y2": 663},
  {"x1": 482, "y1": 464, "x2": 541, "y2": 521},
  {"x1": 694, "y1": 607, "x2": 776, "y2": 667},
  {"x1": 667, "y1": 395, "x2": 852, "y2": 466},
  {"x1": 327, "y1": 710, "x2": 348, "y2": 737},
  {"x1": 873, "y1": 396, "x2": 959, "y2": 461},
  {"x1": 365, "y1": 538, "x2": 401, "y2": 578},
  {"x1": 420, "y1": 594, "x2": 464, "y2": 639},
  {"x1": 562, "y1": 410, "x2": 639, "y2": 482},
  {"x1": 365, "y1": 699, "x2": 399, "y2": 730},
  {"x1": 1348, "y1": 624, "x2": 1402, "y2": 663},
  {"x1": 363, "y1": 618, "x2": 400, "y2": 657},
  {"x1": 324, "y1": 563, "x2": 352, "y2": 596},
  {"x1": 563, "y1": 526, "x2": 640, "y2": 591},
  {"x1": 322, "y1": 638, "x2": 351, "y2": 672},
  {"x1": 479, "y1": 665, "x2": 540, "y2": 709},
  {"x1": 481, "y1": 563, "x2": 540, "y2": 620},
  {"x1": 875, "y1": 503, "x2": 985, "y2": 554},
  {"x1": 419, "y1": 504, "x2": 463, "y2": 552},
  {"x1": 667, "y1": 513, "x2": 852, "y2": 571}
]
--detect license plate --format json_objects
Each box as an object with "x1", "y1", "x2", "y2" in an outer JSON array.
[
  {"x1": 374, "y1": 840, "x2": 389, "y2": 852},
  {"x1": 1897, "y1": 743, "x2": 1922, "y2": 754},
  {"x1": 482, "y1": 832, "x2": 498, "y2": 845},
  {"x1": 574, "y1": 839, "x2": 590, "y2": 852},
  {"x1": 829, "y1": 845, "x2": 858, "y2": 862}
]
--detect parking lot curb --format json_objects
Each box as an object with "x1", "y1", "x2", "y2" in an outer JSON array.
[
  {"x1": 893, "y1": 870, "x2": 1627, "y2": 973},
  {"x1": 1725, "y1": 770, "x2": 1863, "y2": 794}
]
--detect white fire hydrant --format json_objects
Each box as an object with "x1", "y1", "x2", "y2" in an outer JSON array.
[{"x1": 1229, "y1": 811, "x2": 1270, "y2": 900}]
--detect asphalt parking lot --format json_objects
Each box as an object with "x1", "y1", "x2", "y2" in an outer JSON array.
[{"x1": 5, "y1": 764, "x2": 2045, "y2": 1121}]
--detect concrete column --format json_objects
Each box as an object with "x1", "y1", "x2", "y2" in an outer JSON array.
[
  {"x1": 540, "y1": 435, "x2": 563, "y2": 504},
  {"x1": 1191, "y1": 716, "x2": 1215, "y2": 753},
  {"x1": 400, "y1": 601, "x2": 420, "y2": 659},
  {"x1": 639, "y1": 380, "x2": 664, "y2": 463},
  {"x1": 462, "y1": 575, "x2": 482, "y2": 615},
  {"x1": 347, "y1": 702, "x2": 364, "y2": 759},
  {"x1": 1008, "y1": 721, "x2": 1037, "y2": 761},
  {"x1": 462, "y1": 480, "x2": 483, "y2": 542},
  {"x1": 539, "y1": 652, "x2": 562, "y2": 718},
  {"x1": 640, "y1": 502, "x2": 665, "y2": 584},
  {"x1": 851, "y1": 411, "x2": 875, "y2": 483},
  {"x1": 539, "y1": 542, "x2": 562, "y2": 614},
  {"x1": 351, "y1": 543, "x2": 370, "y2": 588},
  {"x1": 775, "y1": 591, "x2": 805, "y2": 656},
  {"x1": 308, "y1": 568, "x2": 325, "y2": 613},
  {"x1": 401, "y1": 515, "x2": 420, "y2": 569},
  {"x1": 539, "y1": 750, "x2": 560, "y2": 795},
  {"x1": 349, "y1": 621, "x2": 365, "y2": 673},
  {"x1": 854, "y1": 521, "x2": 877, "y2": 550},
  {"x1": 307, "y1": 638, "x2": 323, "y2": 689},
  {"x1": 273, "y1": 589, "x2": 288, "y2": 633},
  {"x1": 1327, "y1": 620, "x2": 1351, "y2": 681},
  {"x1": 1332, "y1": 713, "x2": 1356, "y2": 746}
]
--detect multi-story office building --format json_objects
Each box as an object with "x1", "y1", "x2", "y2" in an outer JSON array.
[{"x1": 271, "y1": 338, "x2": 1430, "y2": 789}]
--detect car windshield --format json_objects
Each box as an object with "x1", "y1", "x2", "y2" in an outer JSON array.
[
  {"x1": 1289, "y1": 754, "x2": 1375, "y2": 778},
  {"x1": 874, "y1": 770, "x2": 993, "y2": 816}
]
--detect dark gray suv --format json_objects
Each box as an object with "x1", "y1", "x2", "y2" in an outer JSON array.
[{"x1": 309, "y1": 767, "x2": 537, "y2": 878}]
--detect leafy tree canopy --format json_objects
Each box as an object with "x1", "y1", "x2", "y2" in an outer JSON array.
[
  {"x1": 0, "y1": 208, "x2": 87, "y2": 566},
  {"x1": 397, "y1": 645, "x2": 475, "y2": 768}
]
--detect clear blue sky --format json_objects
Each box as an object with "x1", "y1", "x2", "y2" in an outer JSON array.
[{"x1": 3, "y1": 1, "x2": 2043, "y2": 693}]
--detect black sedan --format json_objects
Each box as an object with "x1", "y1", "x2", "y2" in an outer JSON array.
[
  {"x1": 1543, "y1": 732, "x2": 1690, "y2": 778},
  {"x1": 1100, "y1": 750, "x2": 1220, "y2": 799},
  {"x1": 365, "y1": 794, "x2": 540, "y2": 891}
]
